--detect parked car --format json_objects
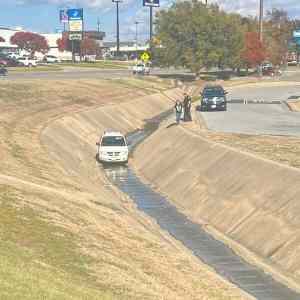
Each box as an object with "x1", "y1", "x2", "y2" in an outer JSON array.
[
  {"x1": 287, "y1": 60, "x2": 298, "y2": 66},
  {"x1": 96, "y1": 131, "x2": 129, "y2": 164},
  {"x1": 0, "y1": 58, "x2": 8, "y2": 66},
  {"x1": 132, "y1": 62, "x2": 151, "y2": 75},
  {"x1": 2, "y1": 57, "x2": 20, "y2": 67},
  {"x1": 43, "y1": 55, "x2": 61, "y2": 63},
  {"x1": 200, "y1": 85, "x2": 228, "y2": 111},
  {"x1": 7, "y1": 52, "x2": 21, "y2": 60},
  {"x1": 18, "y1": 57, "x2": 37, "y2": 67},
  {"x1": 0, "y1": 66, "x2": 8, "y2": 76},
  {"x1": 262, "y1": 66, "x2": 275, "y2": 76}
]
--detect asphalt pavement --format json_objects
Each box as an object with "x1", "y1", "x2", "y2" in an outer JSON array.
[
  {"x1": 4, "y1": 68, "x2": 131, "y2": 80},
  {"x1": 199, "y1": 84, "x2": 300, "y2": 137},
  {"x1": 1, "y1": 66, "x2": 193, "y2": 81}
]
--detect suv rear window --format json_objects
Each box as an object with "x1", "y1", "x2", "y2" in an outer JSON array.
[{"x1": 101, "y1": 136, "x2": 126, "y2": 147}]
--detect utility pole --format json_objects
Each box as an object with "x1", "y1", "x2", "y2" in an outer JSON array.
[
  {"x1": 135, "y1": 21, "x2": 139, "y2": 60},
  {"x1": 149, "y1": 6, "x2": 154, "y2": 56},
  {"x1": 112, "y1": 0, "x2": 122, "y2": 57},
  {"x1": 259, "y1": 0, "x2": 263, "y2": 42},
  {"x1": 143, "y1": 0, "x2": 159, "y2": 58},
  {"x1": 97, "y1": 17, "x2": 101, "y2": 33}
]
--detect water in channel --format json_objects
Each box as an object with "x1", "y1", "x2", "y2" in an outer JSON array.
[{"x1": 100, "y1": 116, "x2": 300, "y2": 300}]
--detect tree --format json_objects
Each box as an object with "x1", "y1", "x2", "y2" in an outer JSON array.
[
  {"x1": 57, "y1": 33, "x2": 69, "y2": 52},
  {"x1": 241, "y1": 32, "x2": 266, "y2": 68},
  {"x1": 81, "y1": 38, "x2": 99, "y2": 56},
  {"x1": 10, "y1": 32, "x2": 49, "y2": 56},
  {"x1": 57, "y1": 34, "x2": 100, "y2": 61},
  {"x1": 154, "y1": 2, "x2": 245, "y2": 73},
  {"x1": 0, "y1": 37, "x2": 5, "y2": 42},
  {"x1": 264, "y1": 9, "x2": 292, "y2": 65}
]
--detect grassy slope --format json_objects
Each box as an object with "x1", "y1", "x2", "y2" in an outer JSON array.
[
  {"x1": 0, "y1": 79, "x2": 247, "y2": 300},
  {"x1": 0, "y1": 186, "x2": 114, "y2": 300}
]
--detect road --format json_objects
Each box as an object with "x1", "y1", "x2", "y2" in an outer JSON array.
[
  {"x1": 1, "y1": 66, "x2": 193, "y2": 81},
  {"x1": 199, "y1": 84, "x2": 300, "y2": 137},
  {"x1": 4, "y1": 68, "x2": 131, "y2": 80}
]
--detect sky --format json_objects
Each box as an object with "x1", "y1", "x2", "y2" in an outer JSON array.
[{"x1": 0, "y1": 0, "x2": 300, "y2": 42}]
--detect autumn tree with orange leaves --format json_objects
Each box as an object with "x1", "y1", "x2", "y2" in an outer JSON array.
[
  {"x1": 10, "y1": 32, "x2": 49, "y2": 56},
  {"x1": 57, "y1": 33, "x2": 99, "y2": 60},
  {"x1": 241, "y1": 32, "x2": 266, "y2": 68}
]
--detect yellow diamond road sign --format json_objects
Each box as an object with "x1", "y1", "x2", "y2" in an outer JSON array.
[{"x1": 141, "y1": 52, "x2": 150, "y2": 62}]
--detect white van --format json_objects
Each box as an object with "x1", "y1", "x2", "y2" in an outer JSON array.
[{"x1": 96, "y1": 131, "x2": 129, "y2": 163}]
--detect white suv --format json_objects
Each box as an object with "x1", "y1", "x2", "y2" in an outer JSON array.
[
  {"x1": 44, "y1": 55, "x2": 61, "y2": 63},
  {"x1": 18, "y1": 57, "x2": 37, "y2": 67},
  {"x1": 96, "y1": 131, "x2": 129, "y2": 163},
  {"x1": 132, "y1": 62, "x2": 151, "y2": 75}
]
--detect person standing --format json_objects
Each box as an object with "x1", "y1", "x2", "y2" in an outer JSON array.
[
  {"x1": 174, "y1": 100, "x2": 183, "y2": 124},
  {"x1": 183, "y1": 93, "x2": 192, "y2": 121}
]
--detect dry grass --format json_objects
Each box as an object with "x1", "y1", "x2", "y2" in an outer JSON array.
[
  {"x1": 200, "y1": 132, "x2": 300, "y2": 169},
  {"x1": 0, "y1": 79, "x2": 248, "y2": 299},
  {"x1": 288, "y1": 100, "x2": 300, "y2": 112}
]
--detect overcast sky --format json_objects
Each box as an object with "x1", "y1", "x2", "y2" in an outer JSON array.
[{"x1": 0, "y1": 0, "x2": 299, "y2": 41}]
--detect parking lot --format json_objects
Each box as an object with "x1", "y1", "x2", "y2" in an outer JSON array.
[{"x1": 199, "y1": 84, "x2": 300, "y2": 137}]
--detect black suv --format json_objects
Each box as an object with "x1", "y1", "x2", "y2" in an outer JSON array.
[{"x1": 200, "y1": 85, "x2": 228, "y2": 111}]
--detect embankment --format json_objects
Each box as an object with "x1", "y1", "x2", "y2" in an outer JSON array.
[
  {"x1": 41, "y1": 87, "x2": 249, "y2": 299},
  {"x1": 133, "y1": 123, "x2": 300, "y2": 287}
]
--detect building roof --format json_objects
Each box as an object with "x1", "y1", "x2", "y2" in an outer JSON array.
[{"x1": 0, "y1": 27, "x2": 22, "y2": 48}]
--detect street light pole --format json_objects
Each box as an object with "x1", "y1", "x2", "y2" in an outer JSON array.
[
  {"x1": 149, "y1": 5, "x2": 153, "y2": 54},
  {"x1": 135, "y1": 21, "x2": 139, "y2": 60},
  {"x1": 97, "y1": 17, "x2": 101, "y2": 33},
  {"x1": 259, "y1": 0, "x2": 263, "y2": 42},
  {"x1": 112, "y1": 0, "x2": 122, "y2": 57}
]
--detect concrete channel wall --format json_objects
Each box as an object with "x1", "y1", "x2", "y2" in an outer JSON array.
[
  {"x1": 133, "y1": 124, "x2": 300, "y2": 285},
  {"x1": 41, "y1": 89, "x2": 181, "y2": 191}
]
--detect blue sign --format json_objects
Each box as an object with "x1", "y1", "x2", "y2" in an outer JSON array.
[
  {"x1": 143, "y1": 0, "x2": 159, "y2": 7},
  {"x1": 59, "y1": 9, "x2": 68, "y2": 23},
  {"x1": 67, "y1": 8, "x2": 83, "y2": 20}
]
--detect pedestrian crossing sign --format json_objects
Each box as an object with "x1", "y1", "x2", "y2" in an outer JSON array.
[{"x1": 141, "y1": 52, "x2": 150, "y2": 62}]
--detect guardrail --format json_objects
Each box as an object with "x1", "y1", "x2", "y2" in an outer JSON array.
[{"x1": 228, "y1": 98, "x2": 282, "y2": 104}]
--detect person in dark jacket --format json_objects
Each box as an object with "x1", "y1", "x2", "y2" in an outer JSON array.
[
  {"x1": 174, "y1": 100, "x2": 183, "y2": 124},
  {"x1": 183, "y1": 93, "x2": 192, "y2": 121}
]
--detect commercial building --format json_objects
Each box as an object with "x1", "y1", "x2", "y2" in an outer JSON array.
[
  {"x1": 0, "y1": 26, "x2": 105, "y2": 60},
  {"x1": 0, "y1": 26, "x2": 20, "y2": 51},
  {"x1": 103, "y1": 41, "x2": 149, "y2": 59}
]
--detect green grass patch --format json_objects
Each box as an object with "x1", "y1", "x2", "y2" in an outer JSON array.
[
  {"x1": 59, "y1": 61, "x2": 133, "y2": 69},
  {"x1": 8, "y1": 65, "x2": 63, "y2": 73},
  {"x1": 0, "y1": 186, "x2": 117, "y2": 299}
]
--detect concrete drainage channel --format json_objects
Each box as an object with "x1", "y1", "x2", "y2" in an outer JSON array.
[{"x1": 100, "y1": 112, "x2": 300, "y2": 300}]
